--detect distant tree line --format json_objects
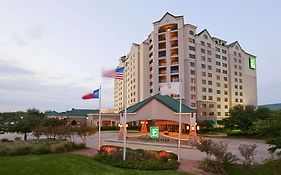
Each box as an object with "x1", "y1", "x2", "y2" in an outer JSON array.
[{"x1": 0, "y1": 108, "x2": 96, "y2": 142}]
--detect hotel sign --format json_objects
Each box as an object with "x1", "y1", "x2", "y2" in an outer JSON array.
[
  {"x1": 150, "y1": 127, "x2": 159, "y2": 139},
  {"x1": 249, "y1": 56, "x2": 256, "y2": 70}
]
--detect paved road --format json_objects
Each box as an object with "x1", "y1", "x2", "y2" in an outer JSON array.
[{"x1": 0, "y1": 131, "x2": 273, "y2": 163}]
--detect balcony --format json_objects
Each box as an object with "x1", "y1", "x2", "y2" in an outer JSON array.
[
  {"x1": 170, "y1": 31, "x2": 178, "y2": 40},
  {"x1": 158, "y1": 34, "x2": 166, "y2": 42},
  {"x1": 171, "y1": 69, "x2": 179, "y2": 74},
  {"x1": 158, "y1": 24, "x2": 178, "y2": 33},
  {"x1": 159, "y1": 60, "x2": 166, "y2": 67},
  {"x1": 171, "y1": 75, "x2": 179, "y2": 82},
  {"x1": 170, "y1": 40, "x2": 178, "y2": 48},
  {"x1": 159, "y1": 68, "x2": 167, "y2": 75},
  {"x1": 158, "y1": 42, "x2": 166, "y2": 50},
  {"x1": 170, "y1": 48, "x2": 178, "y2": 57},
  {"x1": 159, "y1": 50, "x2": 166, "y2": 58},
  {"x1": 159, "y1": 76, "x2": 167, "y2": 83}
]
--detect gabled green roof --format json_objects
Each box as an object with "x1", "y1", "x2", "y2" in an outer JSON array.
[
  {"x1": 125, "y1": 94, "x2": 195, "y2": 113},
  {"x1": 62, "y1": 108, "x2": 99, "y2": 116},
  {"x1": 45, "y1": 111, "x2": 60, "y2": 116}
]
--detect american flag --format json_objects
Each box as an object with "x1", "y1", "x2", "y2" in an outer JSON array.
[{"x1": 103, "y1": 67, "x2": 124, "y2": 80}]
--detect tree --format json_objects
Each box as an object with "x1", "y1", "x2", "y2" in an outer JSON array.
[
  {"x1": 75, "y1": 126, "x2": 97, "y2": 143},
  {"x1": 12, "y1": 108, "x2": 45, "y2": 140},
  {"x1": 253, "y1": 110, "x2": 281, "y2": 153},
  {"x1": 221, "y1": 105, "x2": 257, "y2": 134},
  {"x1": 238, "y1": 144, "x2": 257, "y2": 165}
]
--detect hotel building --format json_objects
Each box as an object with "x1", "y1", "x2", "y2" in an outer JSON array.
[{"x1": 114, "y1": 13, "x2": 257, "y2": 121}]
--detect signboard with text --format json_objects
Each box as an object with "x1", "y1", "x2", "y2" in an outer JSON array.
[
  {"x1": 249, "y1": 56, "x2": 256, "y2": 70},
  {"x1": 150, "y1": 127, "x2": 159, "y2": 139}
]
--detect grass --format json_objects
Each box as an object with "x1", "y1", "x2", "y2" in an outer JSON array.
[
  {"x1": 0, "y1": 154, "x2": 192, "y2": 175},
  {"x1": 226, "y1": 160, "x2": 281, "y2": 175}
]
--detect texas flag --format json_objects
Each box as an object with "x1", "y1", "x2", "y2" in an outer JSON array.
[{"x1": 82, "y1": 89, "x2": 100, "y2": 100}]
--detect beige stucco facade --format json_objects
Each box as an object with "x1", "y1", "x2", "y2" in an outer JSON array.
[{"x1": 114, "y1": 13, "x2": 257, "y2": 121}]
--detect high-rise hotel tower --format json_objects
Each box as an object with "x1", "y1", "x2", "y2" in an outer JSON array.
[{"x1": 114, "y1": 13, "x2": 257, "y2": 121}]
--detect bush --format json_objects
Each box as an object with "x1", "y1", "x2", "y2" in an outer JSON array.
[
  {"x1": 95, "y1": 146, "x2": 180, "y2": 170},
  {"x1": 101, "y1": 126, "x2": 119, "y2": 131},
  {"x1": 238, "y1": 144, "x2": 257, "y2": 166},
  {"x1": 34, "y1": 144, "x2": 51, "y2": 155},
  {"x1": 14, "y1": 137, "x2": 21, "y2": 141},
  {"x1": 1, "y1": 138, "x2": 10, "y2": 142},
  {"x1": 53, "y1": 142, "x2": 73, "y2": 153},
  {"x1": 13, "y1": 146, "x2": 32, "y2": 155}
]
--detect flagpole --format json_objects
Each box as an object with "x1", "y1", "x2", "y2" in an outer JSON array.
[
  {"x1": 98, "y1": 85, "x2": 102, "y2": 150},
  {"x1": 178, "y1": 79, "x2": 182, "y2": 162},
  {"x1": 123, "y1": 68, "x2": 127, "y2": 161}
]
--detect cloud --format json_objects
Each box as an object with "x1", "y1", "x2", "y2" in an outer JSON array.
[{"x1": 0, "y1": 60, "x2": 114, "y2": 112}]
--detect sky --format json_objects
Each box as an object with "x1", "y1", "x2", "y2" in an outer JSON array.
[{"x1": 0, "y1": 0, "x2": 280, "y2": 112}]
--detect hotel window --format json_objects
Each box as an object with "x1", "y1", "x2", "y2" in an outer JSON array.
[
  {"x1": 190, "y1": 62, "x2": 195, "y2": 67},
  {"x1": 207, "y1": 43, "x2": 211, "y2": 48},
  {"x1": 216, "y1": 61, "x2": 221, "y2": 66},
  {"x1": 189, "y1": 38, "x2": 195, "y2": 43},
  {"x1": 225, "y1": 105, "x2": 228, "y2": 109},
  {"x1": 201, "y1": 64, "x2": 206, "y2": 69},
  {"x1": 202, "y1": 71, "x2": 206, "y2": 76},
  {"x1": 191, "y1": 78, "x2": 195, "y2": 83},
  {"x1": 216, "y1": 75, "x2": 220, "y2": 80},
  {"x1": 201, "y1": 56, "x2": 206, "y2": 61},
  {"x1": 201, "y1": 48, "x2": 205, "y2": 53},
  {"x1": 218, "y1": 112, "x2": 221, "y2": 116},
  {"x1": 190, "y1": 70, "x2": 195, "y2": 75},
  {"x1": 224, "y1": 84, "x2": 228, "y2": 88},
  {"x1": 235, "y1": 98, "x2": 239, "y2": 102},
  {"x1": 216, "y1": 47, "x2": 220, "y2": 52},
  {"x1": 225, "y1": 112, "x2": 229, "y2": 116},
  {"x1": 239, "y1": 72, "x2": 242, "y2": 76},
  {"x1": 208, "y1": 65, "x2": 212, "y2": 70},
  {"x1": 189, "y1": 46, "x2": 195, "y2": 51},
  {"x1": 202, "y1": 112, "x2": 207, "y2": 116},
  {"x1": 208, "y1": 81, "x2": 212, "y2": 85},
  {"x1": 217, "y1": 97, "x2": 221, "y2": 101},
  {"x1": 217, "y1": 90, "x2": 221, "y2": 94},
  {"x1": 235, "y1": 92, "x2": 238, "y2": 95},
  {"x1": 209, "y1": 96, "x2": 213, "y2": 100},
  {"x1": 217, "y1": 104, "x2": 221, "y2": 108},
  {"x1": 207, "y1": 58, "x2": 212, "y2": 62},
  {"x1": 201, "y1": 41, "x2": 205, "y2": 46},
  {"x1": 189, "y1": 30, "x2": 194, "y2": 35},
  {"x1": 238, "y1": 59, "x2": 242, "y2": 64},
  {"x1": 209, "y1": 112, "x2": 215, "y2": 116},
  {"x1": 202, "y1": 79, "x2": 206, "y2": 84},
  {"x1": 239, "y1": 85, "x2": 243, "y2": 90},
  {"x1": 235, "y1": 85, "x2": 238, "y2": 89},
  {"x1": 238, "y1": 53, "x2": 241, "y2": 57},
  {"x1": 239, "y1": 66, "x2": 242, "y2": 70},
  {"x1": 234, "y1": 51, "x2": 237, "y2": 56},
  {"x1": 202, "y1": 87, "x2": 207, "y2": 92},
  {"x1": 240, "y1": 99, "x2": 243, "y2": 103},
  {"x1": 240, "y1": 92, "x2": 243, "y2": 96},
  {"x1": 225, "y1": 98, "x2": 228, "y2": 102},
  {"x1": 190, "y1": 86, "x2": 196, "y2": 91},
  {"x1": 191, "y1": 103, "x2": 196, "y2": 107},
  {"x1": 189, "y1": 54, "x2": 196, "y2": 59},
  {"x1": 216, "y1": 68, "x2": 221, "y2": 73},
  {"x1": 208, "y1": 73, "x2": 212, "y2": 77},
  {"x1": 208, "y1": 88, "x2": 213, "y2": 93},
  {"x1": 202, "y1": 95, "x2": 207, "y2": 100},
  {"x1": 234, "y1": 71, "x2": 238, "y2": 75},
  {"x1": 191, "y1": 94, "x2": 196, "y2": 100},
  {"x1": 223, "y1": 70, "x2": 227, "y2": 74},
  {"x1": 222, "y1": 49, "x2": 227, "y2": 54},
  {"x1": 216, "y1": 54, "x2": 221, "y2": 59},
  {"x1": 222, "y1": 63, "x2": 227, "y2": 67},
  {"x1": 224, "y1": 91, "x2": 228, "y2": 95},
  {"x1": 207, "y1": 50, "x2": 212, "y2": 55},
  {"x1": 224, "y1": 77, "x2": 227, "y2": 81},
  {"x1": 222, "y1": 56, "x2": 227, "y2": 60},
  {"x1": 202, "y1": 103, "x2": 207, "y2": 108},
  {"x1": 234, "y1": 65, "x2": 237, "y2": 69},
  {"x1": 235, "y1": 78, "x2": 238, "y2": 82},
  {"x1": 217, "y1": 83, "x2": 221, "y2": 87},
  {"x1": 209, "y1": 104, "x2": 214, "y2": 108}
]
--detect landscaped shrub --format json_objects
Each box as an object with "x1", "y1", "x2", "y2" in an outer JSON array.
[
  {"x1": 34, "y1": 144, "x2": 51, "y2": 155},
  {"x1": 53, "y1": 142, "x2": 74, "y2": 153},
  {"x1": 13, "y1": 146, "x2": 32, "y2": 155},
  {"x1": 1, "y1": 138, "x2": 10, "y2": 142},
  {"x1": 96, "y1": 145, "x2": 179, "y2": 170},
  {"x1": 101, "y1": 126, "x2": 119, "y2": 131}
]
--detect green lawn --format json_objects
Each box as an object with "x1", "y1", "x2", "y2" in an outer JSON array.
[{"x1": 0, "y1": 154, "x2": 192, "y2": 175}]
